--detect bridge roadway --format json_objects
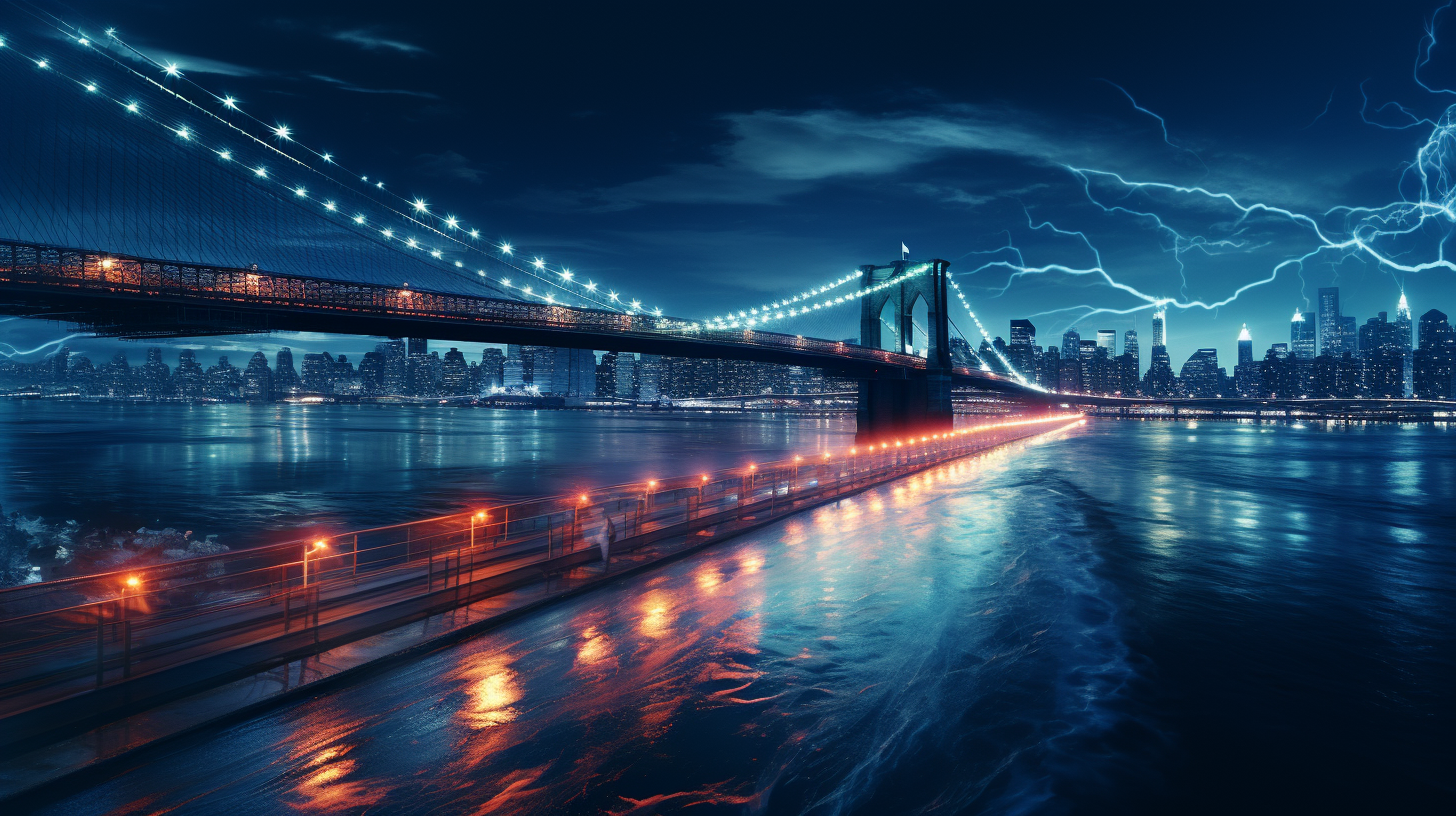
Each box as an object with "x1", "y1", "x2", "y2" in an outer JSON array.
[
  {"x1": 0, "y1": 414, "x2": 1080, "y2": 759},
  {"x1": 0, "y1": 239, "x2": 1033, "y2": 392},
  {"x1": 1058, "y1": 393, "x2": 1456, "y2": 419}
]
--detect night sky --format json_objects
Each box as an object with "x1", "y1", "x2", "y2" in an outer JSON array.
[{"x1": 4, "y1": 0, "x2": 1456, "y2": 372}]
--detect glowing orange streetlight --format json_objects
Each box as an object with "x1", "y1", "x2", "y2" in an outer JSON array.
[
  {"x1": 471, "y1": 511, "x2": 487, "y2": 548},
  {"x1": 120, "y1": 575, "x2": 140, "y2": 622},
  {"x1": 303, "y1": 540, "x2": 328, "y2": 587}
]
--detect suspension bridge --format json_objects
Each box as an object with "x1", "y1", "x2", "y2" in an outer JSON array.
[{"x1": 0, "y1": 12, "x2": 1048, "y2": 439}]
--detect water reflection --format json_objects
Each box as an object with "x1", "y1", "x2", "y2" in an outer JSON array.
[{"x1": 34, "y1": 421, "x2": 1456, "y2": 816}]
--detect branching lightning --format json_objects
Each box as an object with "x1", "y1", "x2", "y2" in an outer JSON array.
[{"x1": 960, "y1": 4, "x2": 1456, "y2": 336}]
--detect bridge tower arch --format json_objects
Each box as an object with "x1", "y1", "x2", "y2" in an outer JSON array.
[{"x1": 855, "y1": 259, "x2": 954, "y2": 440}]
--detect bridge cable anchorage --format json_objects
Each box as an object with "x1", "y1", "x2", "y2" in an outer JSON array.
[{"x1": 1, "y1": 14, "x2": 660, "y2": 316}]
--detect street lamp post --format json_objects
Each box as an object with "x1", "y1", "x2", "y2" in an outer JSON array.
[
  {"x1": 120, "y1": 575, "x2": 140, "y2": 624},
  {"x1": 470, "y1": 511, "x2": 486, "y2": 549},
  {"x1": 303, "y1": 539, "x2": 328, "y2": 587}
]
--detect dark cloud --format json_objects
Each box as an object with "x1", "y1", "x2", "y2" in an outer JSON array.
[{"x1": 414, "y1": 150, "x2": 485, "y2": 184}]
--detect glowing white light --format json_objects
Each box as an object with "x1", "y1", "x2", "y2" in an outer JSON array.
[
  {"x1": 477, "y1": 270, "x2": 485, "y2": 277},
  {"x1": 523, "y1": 286, "x2": 533, "y2": 295},
  {"x1": 469, "y1": 229, "x2": 479, "y2": 239},
  {"x1": 36, "y1": 59, "x2": 48, "y2": 69},
  {"x1": 0, "y1": 37, "x2": 6, "y2": 47},
  {"x1": 78, "y1": 38, "x2": 89, "y2": 47},
  {"x1": 85, "y1": 83, "x2": 97, "y2": 92},
  {"x1": 223, "y1": 97, "x2": 237, "y2": 109},
  {"x1": 254, "y1": 167, "x2": 267, "y2": 177},
  {"x1": 532, "y1": 258, "x2": 545, "y2": 269},
  {"x1": 631, "y1": 299, "x2": 642, "y2": 311},
  {"x1": 164, "y1": 63, "x2": 179, "y2": 76},
  {"x1": 502, "y1": 278, "x2": 511, "y2": 286},
  {"x1": 273, "y1": 125, "x2": 290, "y2": 140},
  {"x1": 176, "y1": 127, "x2": 190, "y2": 140},
  {"x1": 430, "y1": 250, "x2": 442, "y2": 259},
  {"x1": 454, "y1": 261, "x2": 463, "y2": 267},
  {"x1": 360, "y1": 175, "x2": 368, "y2": 181},
  {"x1": 324, "y1": 201, "x2": 337, "y2": 211},
  {"x1": 406, "y1": 238, "x2": 419, "y2": 248},
  {"x1": 353, "y1": 214, "x2": 366, "y2": 224},
  {"x1": 412, "y1": 198, "x2": 427, "y2": 212},
  {"x1": 322, "y1": 152, "x2": 332, "y2": 163},
  {"x1": 653, "y1": 307, "x2": 663, "y2": 316},
  {"x1": 382, "y1": 228, "x2": 394, "y2": 238},
  {"x1": 560, "y1": 269, "x2": 573, "y2": 280},
  {"x1": 445, "y1": 216, "x2": 458, "y2": 228},
  {"x1": 105, "y1": 28, "x2": 115, "y2": 37},
  {"x1": 545, "y1": 294, "x2": 555, "y2": 304},
  {"x1": 375, "y1": 181, "x2": 383, "y2": 188},
  {"x1": 218, "y1": 149, "x2": 231, "y2": 160},
  {"x1": 500, "y1": 243, "x2": 512, "y2": 254},
  {"x1": 294, "y1": 186, "x2": 307, "y2": 196},
  {"x1": 585, "y1": 281, "x2": 597, "y2": 292},
  {"x1": 609, "y1": 292, "x2": 619, "y2": 301}
]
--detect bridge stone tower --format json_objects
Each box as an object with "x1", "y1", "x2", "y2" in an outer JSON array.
[{"x1": 856, "y1": 258, "x2": 954, "y2": 441}]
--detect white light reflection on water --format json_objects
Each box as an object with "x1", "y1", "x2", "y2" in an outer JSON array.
[{"x1": 34, "y1": 420, "x2": 1456, "y2": 815}]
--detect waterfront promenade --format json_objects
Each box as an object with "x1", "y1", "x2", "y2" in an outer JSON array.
[{"x1": 0, "y1": 412, "x2": 1083, "y2": 793}]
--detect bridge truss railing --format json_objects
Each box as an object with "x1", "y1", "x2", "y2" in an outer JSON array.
[
  {"x1": 0, "y1": 239, "x2": 938, "y2": 372},
  {"x1": 0, "y1": 413, "x2": 1083, "y2": 720}
]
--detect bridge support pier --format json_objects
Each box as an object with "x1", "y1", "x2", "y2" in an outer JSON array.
[{"x1": 856, "y1": 372, "x2": 953, "y2": 441}]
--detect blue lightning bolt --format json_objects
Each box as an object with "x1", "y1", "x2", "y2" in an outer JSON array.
[{"x1": 972, "y1": 11, "x2": 1456, "y2": 333}]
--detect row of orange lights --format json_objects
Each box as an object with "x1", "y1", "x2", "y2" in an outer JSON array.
[{"x1": 119, "y1": 415, "x2": 1079, "y2": 590}]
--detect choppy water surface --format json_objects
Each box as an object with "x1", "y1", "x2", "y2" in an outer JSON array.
[
  {"x1": 32, "y1": 419, "x2": 1456, "y2": 814},
  {"x1": 0, "y1": 402, "x2": 852, "y2": 539}
]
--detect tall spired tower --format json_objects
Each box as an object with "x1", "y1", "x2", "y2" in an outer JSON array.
[{"x1": 1396, "y1": 292, "x2": 1413, "y2": 396}]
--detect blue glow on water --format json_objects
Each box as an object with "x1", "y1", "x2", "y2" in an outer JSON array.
[{"x1": 25, "y1": 419, "x2": 1456, "y2": 814}]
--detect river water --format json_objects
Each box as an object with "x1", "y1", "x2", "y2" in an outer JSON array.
[
  {"x1": 23, "y1": 417, "x2": 1456, "y2": 814},
  {"x1": 0, "y1": 402, "x2": 851, "y2": 552}
]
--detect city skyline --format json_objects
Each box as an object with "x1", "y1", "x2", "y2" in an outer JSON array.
[{"x1": 4, "y1": 1, "x2": 1456, "y2": 370}]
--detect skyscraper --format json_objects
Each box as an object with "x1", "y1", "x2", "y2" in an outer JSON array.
[
  {"x1": 1414, "y1": 309, "x2": 1455, "y2": 398},
  {"x1": 1151, "y1": 310, "x2": 1166, "y2": 348},
  {"x1": 1061, "y1": 328, "x2": 1081, "y2": 360},
  {"x1": 274, "y1": 347, "x2": 300, "y2": 393},
  {"x1": 1396, "y1": 292, "x2": 1414, "y2": 396},
  {"x1": 1290, "y1": 309, "x2": 1316, "y2": 359},
  {"x1": 1096, "y1": 329, "x2": 1117, "y2": 357},
  {"x1": 1179, "y1": 349, "x2": 1221, "y2": 397},
  {"x1": 1234, "y1": 325, "x2": 1258, "y2": 397},
  {"x1": 1318, "y1": 287, "x2": 1340, "y2": 356},
  {"x1": 1009, "y1": 319, "x2": 1036, "y2": 346}
]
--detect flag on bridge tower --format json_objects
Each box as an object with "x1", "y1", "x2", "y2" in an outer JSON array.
[{"x1": 901, "y1": 242, "x2": 909, "y2": 260}]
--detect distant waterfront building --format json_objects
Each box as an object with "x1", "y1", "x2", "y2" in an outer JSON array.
[
  {"x1": 1413, "y1": 309, "x2": 1455, "y2": 398},
  {"x1": 1096, "y1": 329, "x2": 1117, "y2": 357},
  {"x1": 1151, "y1": 310, "x2": 1166, "y2": 348},
  {"x1": 241, "y1": 351, "x2": 273, "y2": 401},
  {"x1": 479, "y1": 348, "x2": 504, "y2": 393},
  {"x1": 441, "y1": 348, "x2": 470, "y2": 396},
  {"x1": 1060, "y1": 328, "x2": 1081, "y2": 361},
  {"x1": 274, "y1": 348, "x2": 300, "y2": 394},
  {"x1": 1290, "y1": 309, "x2": 1316, "y2": 360},
  {"x1": 1260, "y1": 344, "x2": 1295, "y2": 398},
  {"x1": 1234, "y1": 325, "x2": 1259, "y2": 397},
  {"x1": 1179, "y1": 348, "x2": 1221, "y2": 397},
  {"x1": 1395, "y1": 293, "x2": 1414, "y2": 396},
  {"x1": 1010, "y1": 319, "x2": 1036, "y2": 346}
]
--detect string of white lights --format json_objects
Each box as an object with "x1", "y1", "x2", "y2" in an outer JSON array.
[
  {"x1": 703, "y1": 270, "x2": 862, "y2": 328},
  {"x1": 7, "y1": 14, "x2": 661, "y2": 314},
  {"x1": 704, "y1": 264, "x2": 934, "y2": 330},
  {"x1": 947, "y1": 275, "x2": 1041, "y2": 388}
]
